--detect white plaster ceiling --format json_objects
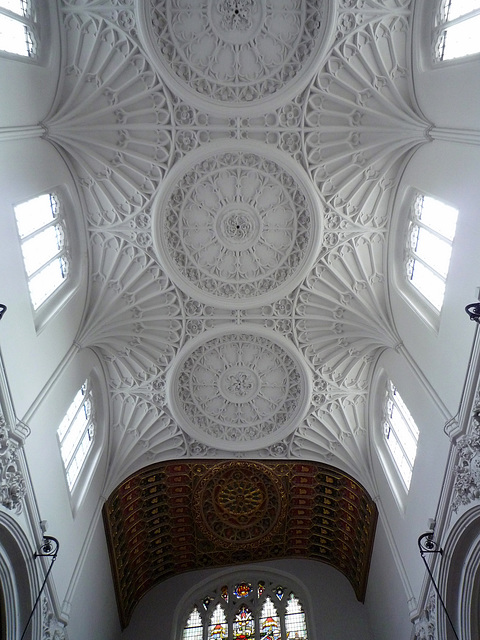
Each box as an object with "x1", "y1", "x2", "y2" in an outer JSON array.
[{"x1": 47, "y1": 0, "x2": 431, "y2": 494}]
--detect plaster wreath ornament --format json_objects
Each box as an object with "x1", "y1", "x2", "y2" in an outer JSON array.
[
  {"x1": 152, "y1": 142, "x2": 323, "y2": 308},
  {"x1": 167, "y1": 325, "x2": 311, "y2": 451},
  {"x1": 137, "y1": 0, "x2": 334, "y2": 113}
]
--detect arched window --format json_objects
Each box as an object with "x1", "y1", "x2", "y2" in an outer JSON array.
[
  {"x1": 181, "y1": 580, "x2": 308, "y2": 640},
  {"x1": 406, "y1": 193, "x2": 458, "y2": 312},
  {"x1": 383, "y1": 381, "x2": 419, "y2": 491},
  {"x1": 57, "y1": 379, "x2": 95, "y2": 492},
  {"x1": 0, "y1": 0, "x2": 37, "y2": 58},
  {"x1": 434, "y1": 0, "x2": 480, "y2": 61},
  {"x1": 14, "y1": 192, "x2": 70, "y2": 311}
]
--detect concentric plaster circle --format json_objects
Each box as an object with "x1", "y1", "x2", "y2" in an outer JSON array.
[
  {"x1": 152, "y1": 142, "x2": 322, "y2": 309},
  {"x1": 193, "y1": 461, "x2": 286, "y2": 546},
  {"x1": 137, "y1": 0, "x2": 334, "y2": 114},
  {"x1": 167, "y1": 325, "x2": 312, "y2": 451}
]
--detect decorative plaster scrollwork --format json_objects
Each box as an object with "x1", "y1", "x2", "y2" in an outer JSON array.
[
  {"x1": 452, "y1": 393, "x2": 480, "y2": 512},
  {"x1": 138, "y1": 0, "x2": 333, "y2": 113},
  {"x1": 42, "y1": 596, "x2": 66, "y2": 640},
  {"x1": 413, "y1": 594, "x2": 436, "y2": 640},
  {"x1": 0, "y1": 418, "x2": 26, "y2": 514},
  {"x1": 153, "y1": 143, "x2": 322, "y2": 308},
  {"x1": 167, "y1": 326, "x2": 311, "y2": 451}
]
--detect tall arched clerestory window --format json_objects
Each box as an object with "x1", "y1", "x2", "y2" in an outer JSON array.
[{"x1": 181, "y1": 578, "x2": 308, "y2": 640}]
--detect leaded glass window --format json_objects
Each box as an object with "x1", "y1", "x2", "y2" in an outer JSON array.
[
  {"x1": 434, "y1": 0, "x2": 480, "y2": 61},
  {"x1": 383, "y1": 382, "x2": 419, "y2": 490},
  {"x1": 57, "y1": 380, "x2": 95, "y2": 491},
  {"x1": 0, "y1": 0, "x2": 37, "y2": 58},
  {"x1": 406, "y1": 193, "x2": 458, "y2": 311},
  {"x1": 14, "y1": 192, "x2": 69, "y2": 310},
  {"x1": 181, "y1": 580, "x2": 308, "y2": 640}
]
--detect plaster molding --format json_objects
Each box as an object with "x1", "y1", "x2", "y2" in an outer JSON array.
[
  {"x1": 413, "y1": 593, "x2": 436, "y2": 640},
  {"x1": 137, "y1": 0, "x2": 334, "y2": 115},
  {"x1": 167, "y1": 325, "x2": 312, "y2": 451},
  {"x1": 42, "y1": 595, "x2": 67, "y2": 640},
  {"x1": 452, "y1": 391, "x2": 480, "y2": 512},
  {"x1": 152, "y1": 142, "x2": 323, "y2": 309}
]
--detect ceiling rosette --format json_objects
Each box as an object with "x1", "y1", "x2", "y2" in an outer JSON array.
[
  {"x1": 152, "y1": 142, "x2": 323, "y2": 308},
  {"x1": 167, "y1": 325, "x2": 312, "y2": 451},
  {"x1": 137, "y1": 0, "x2": 334, "y2": 114}
]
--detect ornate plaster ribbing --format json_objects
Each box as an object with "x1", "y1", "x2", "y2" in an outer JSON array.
[
  {"x1": 137, "y1": 0, "x2": 334, "y2": 114},
  {"x1": 167, "y1": 325, "x2": 312, "y2": 451},
  {"x1": 152, "y1": 142, "x2": 322, "y2": 308},
  {"x1": 452, "y1": 391, "x2": 480, "y2": 512}
]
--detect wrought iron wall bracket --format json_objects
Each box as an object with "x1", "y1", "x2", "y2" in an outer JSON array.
[
  {"x1": 418, "y1": 531, "x2": 460, "y2": 640},
  {"x1": 465, "y1": 302, "x2": 480, "y2": 323},
  {"x1": 20, "y1": 535, "x2": 60, "y2": 640}
]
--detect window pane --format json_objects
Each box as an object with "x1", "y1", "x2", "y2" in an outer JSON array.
[
  {"x1": 58, "y1": 381, "x2": 94, "y2": 492},
  {"x1": 0, "y1": 13, "x2": 29, "y2": 55},
  {"x1": 15, "y1": 193, "x2": 58, "y2": 238},
  {"x1": 442, "y1": 14, "x2": 480, "y2": 59},
  {"x1": 259, "y1": 598, "x2": 281, "y2": 640},
  {"x1": 20, "y1": 225, "x2": 64, "y2": 275},
  {"x1": 208, "y1": 605, "x2": 227, "y2": 640},
  {"x1": 183, "y1": 609, "x2": 203, "y2": 640},
  {"x1": 419, "y1": 196, "x2": 458, "y2": 241},
  {"x1": 28, "y1": 258, "x2": 67, "y2": 309},
  {"x1": 285, "y1": 594, "x2": 308, "y2": 640},
  {"x1": 66, "y1": 426, "x2": 93, "y2": 490},
  {"x1": 414, "y1": 227, "x2": 452, "y2": 278},
  {"x1": 444, "y1": 0, "x2": 480, "y2": 21},
  {"x1": 409, "y1": 260, "x2": 445, "y2": 310},
  {"x1": 57, "y1": 385, "x2": 86, "y2": 440},
  {"x1": 384, "y1": 384, "x2": 419, "y2": 490},
  {"x1": 0, "y1": 0, "x2": 26, "y2": 15},
  {"x1": 233, "y1": 605, "x2": 254, "y2": 640},
  {"x1": 390, "y1": 405, "x2": 417, "y2": 464}
]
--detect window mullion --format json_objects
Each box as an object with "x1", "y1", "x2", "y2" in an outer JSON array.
[
  {"x1": 409, "y1": 253, "x2": 446, "y2": 283},
  {"x1": 413, "y1": 220, "x2": 452, "y2": 245},
  {"x1": 443, "y1": 8, "x2": 480, "y2": 27}
]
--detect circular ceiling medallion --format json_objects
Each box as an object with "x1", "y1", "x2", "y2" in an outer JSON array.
[
  {"x1": 193, "y1": 461, "x2": 286, "y2": 546},
  {"x1": 152, "y1": 143, "x2": 322, "y2": 309},
  {"x1": 137, "y1": 0, "x2": 334, "y2": 114},
  {"x1": 167, "y1": 325, "x2": 311, "y2": 451}
]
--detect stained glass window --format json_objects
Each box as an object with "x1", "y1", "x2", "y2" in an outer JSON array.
[
  {"x1": 0, "y1": 0, "x2": 37, "y2": 58},
  {"x1": 406, "y1": 193, "x2": 458, "y2": 311},
  {"x1": 259, "y1": 598, "x2": 281, "y2": 640},
  {"x1": 57, "y1": 380, "x2": 95, "y2": 491},
  {"x1": 234, "y1": 583, "x2": 252, "y2": 598},
  {"x1": 14, "y1": 193, "x2": 69, "y2": 310},
  {"x1": 434, "y1": 0, "x2": 480, "y2": 61},
  {"x1": 233, "y1": 605, "x2": 254, "y2": 640},
  {"x1": 181, "y1": 579, "x2": 308, "y2": 640},
  {"x1": 208, "y1": 605, "x2": 228, "y2": 640}
]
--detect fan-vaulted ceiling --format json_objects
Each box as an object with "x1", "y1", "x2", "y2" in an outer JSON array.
[
  {"x1": 46, "y1": 0, "x2": 427, "y2": 500},
  {"x1": 45, "y1": 0, "x2": 430, "y2": 494}
]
